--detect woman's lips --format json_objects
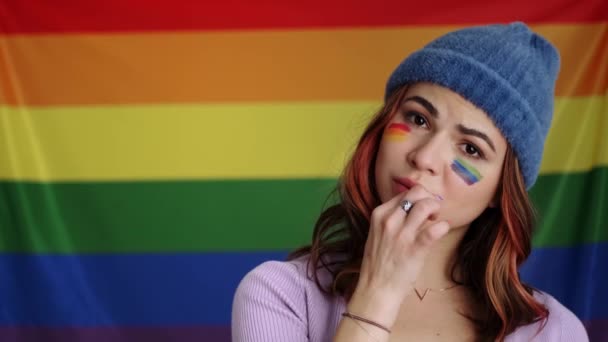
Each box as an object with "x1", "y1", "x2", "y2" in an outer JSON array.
[
  {"x1": 392, "y1": 180, "x2": 411, "y2": 194},
  {"x1": 392, "y1": 177, "x2": 417, "y2": 195},
  {"x1": 392, "y1": 178, "x2": 443, "y2": 201}
]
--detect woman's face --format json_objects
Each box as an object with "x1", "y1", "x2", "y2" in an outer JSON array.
[{"x1": 374, "y1": 82, "x2": 508, "y2": 230}]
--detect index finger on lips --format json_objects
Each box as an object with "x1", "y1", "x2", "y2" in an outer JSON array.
[{"x1": 392, "y1": 185, "x2": 439, "y2": 212}]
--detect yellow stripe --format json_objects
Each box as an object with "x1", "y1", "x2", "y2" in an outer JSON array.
[
  {"x1": 387, "y1": 128, "x2": 409, "y2": 134},
  {"x1": 0, "y1": 102, "x2": 377, "y2": 181},
  {"x1": 0, "y1": 96, "x2": 605, "y2": 181},
  {"x1": 0, "y1": 23, "x2": 605, "y2": 105},
  {"x1": 386, "y1": 134, "x2": 408, "y2": 142},
  {"x1": 541, "y1": 95, "x2": 608, "y2": 174}
]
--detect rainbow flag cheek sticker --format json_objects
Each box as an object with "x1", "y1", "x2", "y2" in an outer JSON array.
[
  {"x1": 385, "y1": 123, "x2": 411, "y2": 141},
  {"x1": 451, "y1": 158, "x2": 482, "y2": 185}
]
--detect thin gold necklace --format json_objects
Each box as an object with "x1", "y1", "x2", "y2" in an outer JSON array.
[{"x1": 413, "y1": 283, "x2": 461, "y2": 301}]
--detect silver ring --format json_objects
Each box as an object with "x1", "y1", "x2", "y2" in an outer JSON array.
[{"x1": 400, "y1": 200, "x2": 413, "y2": 213}]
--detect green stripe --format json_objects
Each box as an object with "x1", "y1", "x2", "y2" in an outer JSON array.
[
  {"x1": 530, "y1": 166, "x2": 607, "y2": 247},
  {"x1": 0, "y1": 179, "x2": 336, "y2": 253},
  {"x1": 0, "y1": 168, "x2": 605, "y2": 253},
  {"x1": 455, "y1": 158, "x2": 482, "y2": 180}
]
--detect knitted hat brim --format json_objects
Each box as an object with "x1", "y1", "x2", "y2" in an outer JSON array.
[{"x1": 384, "y1": 48, "x2": 545, "y2": 188}]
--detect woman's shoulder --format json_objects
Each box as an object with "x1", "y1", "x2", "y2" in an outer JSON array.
[
  {"x1": 237, "y1": 254, "x2": 345, "y2": 308},
  {"x1": 233, "y1": 257, "x2": 309, "y2": 310},
  {"x1": 507, "y1": 290, "x2": 588, "y2": 341},
  {"x1": 236, "y1": 255, "x2": 319, "y2": 290},
  {"x1": 534, "y1": 290, "x2": 588, "y2": 340},
  {"x1": 237, "y1": 253, "x2": 342, "y2": 290},
  {"x1": 232, "y1": 254, "x2": 345, "y2": 341}
]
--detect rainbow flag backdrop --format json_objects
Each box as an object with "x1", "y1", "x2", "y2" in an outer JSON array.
[{"x1": 0, "y1": 1, "x2": 607, "y2": 341}]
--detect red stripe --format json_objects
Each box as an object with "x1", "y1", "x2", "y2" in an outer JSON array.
[
  {"x1": 1, "y1": 0, "x2": 606, "y2": 34},
  {"x1": 388, "y1": 123, "x2": 411, "y2": 132}
]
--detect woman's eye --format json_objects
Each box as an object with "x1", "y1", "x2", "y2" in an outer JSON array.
[
  {"x1": 406, "y1": 111, "x2": 428, "y2": 127},
  {"x1": 463, "y1": 143, "x2": 483, "y2": 159}
]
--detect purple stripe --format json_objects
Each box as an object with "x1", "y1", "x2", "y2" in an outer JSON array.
[
  {"x1": 0, "y1": 326, "x2": 230, "y2": 342},
  {"x1": 584, "y1": 319, "x2": 608, "y2": 342},
  {"x1": 0, "y1": 320, "x2": 604, "y2": 341}
]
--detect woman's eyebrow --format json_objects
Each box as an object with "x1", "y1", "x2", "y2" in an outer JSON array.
[
  {"x1": 403, "y1": 96, "x2": 496, "y2": 153},
  {"x1": 457, "y1": 123, "x2": 496, "y2": 153},
  {"x1": 402, "y1": 96, "x2": 439, "y2": 119}
]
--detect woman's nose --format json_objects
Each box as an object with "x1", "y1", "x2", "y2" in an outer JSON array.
[{"x1": 407, "y1": 133, "x2": 446, "y2": 176}]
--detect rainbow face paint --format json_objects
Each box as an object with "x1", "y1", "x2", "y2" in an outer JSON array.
[
  {"x1": 451, "y1": 158, "x2": 482, "y2": 185},
  {"x1": 385, "y1": 123, "x2": 411, "y2": 141}
]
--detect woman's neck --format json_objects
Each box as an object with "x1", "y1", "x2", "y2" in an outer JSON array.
[{"x1": 413, "y1": 225, "x2": 469, "y2": 289}]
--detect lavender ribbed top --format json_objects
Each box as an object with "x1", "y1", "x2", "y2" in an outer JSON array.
[{"x1": 232, "y1": 256, "x2": 588, "y2": 341}]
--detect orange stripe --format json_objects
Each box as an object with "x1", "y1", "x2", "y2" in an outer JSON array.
[
  {"x1": 555, "y1": 23, "x2": 608, "y2": 98},
  {"x1": 386, "y1": 134, "x2": 408, "y2": 141},
  {"x1": 0, "y1": 23, "x2": 605, "y2": 106},
  {"x1": 387, "y1": 129, "x2": 409, "y2": 136}
]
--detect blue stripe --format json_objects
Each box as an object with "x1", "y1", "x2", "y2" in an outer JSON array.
[
  {"x1": 0, "y1": 243, "x2": 604, "y2": 325},
  {"x1": 0, "y1": 252, "x2": 288, "y2": 325},
  {"x1": 520, "y1": 242, "x2": 608, "y2": 321},
  {"x1": 451, "y1": 160, "x2": 478, "y2": 184}
]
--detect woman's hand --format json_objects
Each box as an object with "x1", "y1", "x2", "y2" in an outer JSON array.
[{"x1": 348, "y1": 185, "x2": 450, "y2": 328}]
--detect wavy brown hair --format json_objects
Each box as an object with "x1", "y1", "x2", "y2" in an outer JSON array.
[{"x1": 289, "y1": 85, "x2": 549, "y2": 341}]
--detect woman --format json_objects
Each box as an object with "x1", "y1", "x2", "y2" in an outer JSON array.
[{"x1": 232, "y1": 22, "x2": 588, "y2": 341}]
